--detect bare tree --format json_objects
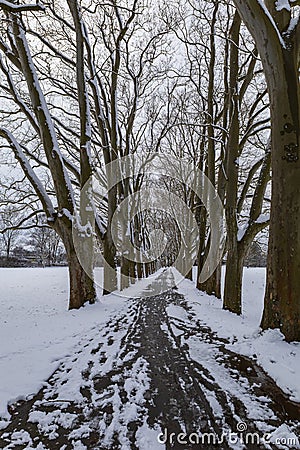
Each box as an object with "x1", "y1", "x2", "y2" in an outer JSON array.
[
  {"x1": 0, "y1": 2, "x2": 96, "y2": 308},
  {"x1": 0, "y1": 0, "x2": 176, "y2": 303},
  {"x1": 29, "y1": 224, "x2": 64, "y2": 266},
  {"x1": 223, "y1": 10, "x2": 270, "y2": 314},
  {"x1": 0, "y1": 184, "x2": 42, "y2": 259},
  {"x1": 0, "y1": 206, "x2": 21, "y2": 259},
  {"x1": 160, "y1": 1, "x2": 270, "y2": 308}
]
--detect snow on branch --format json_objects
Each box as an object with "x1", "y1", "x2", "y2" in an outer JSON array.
[
  {"x1": 275, "y1": 0, "x2": 300, "y2": 12},
  {"x1": 276, "y1": 0, "x2": 291, "y2": 12},
  {"x1": 255, "y1": 213, "x2": 270, "y2": 224},
  {"x1": 13, "y1": 17, "x2": 75, "y2": 209},
  {"x1": 0, "y1": 0, "x2": 45, "y2": 12},
  {"x1": 0, "y1": 128, "x2": 55, "y2": 218},
  {"x1": 234, "y1": 0, "x2": 287, "y2": 48}
]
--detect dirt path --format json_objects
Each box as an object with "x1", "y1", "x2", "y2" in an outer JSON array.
[{"x1": 0, "y1": 270, "x2": 299, "y2": 449}]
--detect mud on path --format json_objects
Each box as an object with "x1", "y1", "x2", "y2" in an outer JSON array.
[{"x1": 0, "y1": 270, "x2": 299, "y2": 449}]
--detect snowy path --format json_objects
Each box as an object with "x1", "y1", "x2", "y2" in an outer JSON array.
[{"x1": 0, "y1": 270, "x2": 299, "y2": 450}]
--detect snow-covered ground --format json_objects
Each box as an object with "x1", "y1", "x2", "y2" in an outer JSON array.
[
  {"x1": 0, "y1": 267, "x2": 158, "y2": 425},
  {"x1": 0, "y1": 265, "x2": 299, "y2": 432},
  {"x1": 176, "y1": 267, "x2": 300, "y2": 403}
]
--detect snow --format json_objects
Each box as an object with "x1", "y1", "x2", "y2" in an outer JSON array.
[
  {"x1": 269, "y1": 424, "x2": 299, "y2": 449},
  {"x1": 135, "y1": 422, "x2": 162, "y2": 449},
  {"x1": 286, "y1": 16, "x2": 299, "y2": 35},
  {"x1": 0, "y1": 266, "x2": 299, "y2": 447},
  {"x1": 0, "y1": 0, "x2": 45, "y2": 11},
  {"x1": 0, "y1": 129, "x2": 55, "y2": 218},
  {"x1": 257, "y1": 0, "x2": 287, "y2": 47},
  {"x1": 0, "y1": 267, "x2": 152, "y2": 424},
  {"x1": 275, "y1": 0, "x2": 291, "y2": 12},
  {"x1": 177, "y1": 267, "x2": 300, "y2": 403},
  {"x1": 255, "y1": 213, "x2": 270, "y2": 224},
  {"x1": 17, "y1": 23, "x2": 76, "y2": 206},
  {"x1": 237, "y1": 221, "x2": 248, "y2": 242}
]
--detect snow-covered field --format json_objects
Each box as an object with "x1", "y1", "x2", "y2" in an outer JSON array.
[{"x1": 0, "y1": 266, "x2": 299, "y2": 430}]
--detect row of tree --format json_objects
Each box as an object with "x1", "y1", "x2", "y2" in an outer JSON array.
[{"x1": 0, "y1": 0, "x2": 299, "y2": 342}]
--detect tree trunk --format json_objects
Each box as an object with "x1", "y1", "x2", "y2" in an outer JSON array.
[
  {"x1": 197, "y1": 2, "x2": 220, "y2": 298},
  {"x1": 199, "y1": 263, "x2": 221, "y2": 298},
  {"x1": 129, "y1": 260, "x2": 136, "y2": 284},
  {"x1": 232, "y1": 0, "x2": 300, "y2": 342},
  {"x1": 224, "y1": 147, "x2": 270, "y2": 315},
  {"x1": 67, "y1": 250, "x2": 96, "y2": 309},
  {"x1": 103, "y1": 232, "x2": 118, "y2": 295},
  {"x1": 121, "y1": 256, "x2": 130, "y2": 290},
  {"x1": 137, "y1": 262, "x2": 143, "y2": 279},
  {"x1": 145, "y1": 262, "x2": 150, "y2": 277},
  {"x1": 185, "y1": 268, "x2": 193, "y2": 281},
  {"x1": 261, "y1": 60, "x2": 300, "y2": 341},
  {"x1": 222, "y1": 12, "x2": 242, "y2": 313},
  {"x1": 196, "y1": 204, "x2": 208, "y2": 291},
  {"x1": 6, "y1": 239, "x2": 11, "y2": 260},
  {"x1": 223, "y1": 244, "x2": 245, "y2": 315},
  {"x1": 56, "y1": 218, "x2": 96, "y2": 309}
]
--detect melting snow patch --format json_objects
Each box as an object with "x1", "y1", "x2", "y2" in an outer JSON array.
[{"x1": 135, "y1": 421, "x2": 162, "y2": 449}]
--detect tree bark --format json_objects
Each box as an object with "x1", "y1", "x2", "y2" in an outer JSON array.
[
  {"x1": 224, "y1": 245, "x2": 245, "y2": 315},
  {"x1": 129, "y1": 260, "x2": 136, "y2": 284},
  {"x1": 56, "y1": 218, "x2": 96, "y2": 309},
  {"x1": 67, "y1": 250, "x2": 96, "y2": 309},
  {"x1": 185, "y1": 268, "x2": 193, "y2": 281},
  {"x1": 222, "y1": 11, "x2": 241, "y2": 312},
  {"x1": 144, "y1": 262, "x2": 150, "y2": 278},
  {"x1": 137, "y1": 262, "x2": 143, "y2": 279},
  {"x1": 6, "y1": 239, "x2": 11, "y2": 260},
  {"x1": 261, "y1": 69, "x2": 300, "y2": 341},
  {"x1": 121, "y1": 256, "x2": 130, "y2": 290},
  {"x1": 103, "y1": 231, "x2": 118, "y2": 295},
  {"x1": 233, "y1": 0, "x2": 300, "y2": 341},
  {"x1": 224, "y1": 148, "x2": 270, "y2": 314},
  {"x1": 197, "y1": 1, "x2": 221, "y2": 297},
  {"x1": 201, "y1": 264, "x2": 221, "y2": 298}
]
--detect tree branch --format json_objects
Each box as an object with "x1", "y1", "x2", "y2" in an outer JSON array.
[{"x1": 0, "y1": 0, "x2": 45, "y2": 12}]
